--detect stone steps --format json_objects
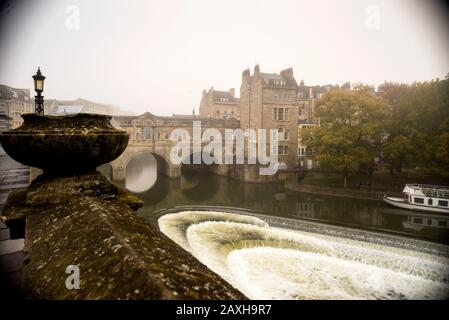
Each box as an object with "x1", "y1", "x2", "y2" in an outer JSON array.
[{"x1": 0, "y1": 156, "x2": 30, "y2": 298}]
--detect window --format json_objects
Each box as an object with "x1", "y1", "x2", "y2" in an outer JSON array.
[
  {"x1": 297, "y1": 147, "x2": 305, "y2": 156},
  {"x1": 274, "y1": 95, "x2": 278, "y2": 100},
  {"x1": 278, "y1": 145, "x2": 288, "y2": 155},
  {"x1": 276, "y1": 127, "x2": 289, "y2": 141},
  {"x1": 264, "y1": 79, "x2": 269, "y2": 85},
  {"x1": 298, "y1": 92, "x2": 304, "y2": 99},
  {"x1": 273, "y1": 107, "x2": 289, "y2": 121},
  {"x1": 438, "y1": 220, "x2": 448, "y2": 227},
  {"x1": 278, "y1": 126, "x2": 284, "y2": 140},
  {"x1": 414, "y1": 197, "x2": 424, "y2": 204},
  {"x1": 143, "y1": 127, "x2": 153, "y2": 140},
  {"x1": 428, "y1": 199, "x2": 433, "y2": 205},
  {"x1": 438, "y1": 200, "x2": 448, "y2": 207}
]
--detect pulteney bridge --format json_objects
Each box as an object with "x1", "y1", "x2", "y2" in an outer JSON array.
[{"x1": 109, "y1": 112, "x2": 240, "y2": 181}]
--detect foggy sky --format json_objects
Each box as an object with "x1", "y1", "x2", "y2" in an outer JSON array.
[{"x1": 0, "y1": 0, "x2": 448, "y2": 115}]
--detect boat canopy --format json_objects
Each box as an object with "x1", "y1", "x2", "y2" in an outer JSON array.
[{"x1": 404, "y1": 184, "x2": 449, "y2": 199}]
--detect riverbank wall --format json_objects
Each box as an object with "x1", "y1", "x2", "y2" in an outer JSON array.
[{"x1": 285, "y1": 181, "x2": 403, "y2": 201}]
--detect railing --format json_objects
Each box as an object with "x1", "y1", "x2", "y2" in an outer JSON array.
[{"x1": 407, "y1": 184, "x2": 449, "y2": 199}]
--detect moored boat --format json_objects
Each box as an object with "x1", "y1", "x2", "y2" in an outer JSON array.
[{"x1": 383, "y1": 184, "x2": 449, "y2": 214}]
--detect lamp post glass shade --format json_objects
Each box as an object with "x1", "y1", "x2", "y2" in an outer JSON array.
[
  {"x1": 33, "y1": 67, "x2": 45, "y2": 92},
  {"x1": 33, "y1": 67, "x2": 45, "y2": 115}
]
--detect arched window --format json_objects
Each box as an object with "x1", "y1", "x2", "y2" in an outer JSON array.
[{"x1": 277, "y1": 126, "x2": 288, "y2": 141}]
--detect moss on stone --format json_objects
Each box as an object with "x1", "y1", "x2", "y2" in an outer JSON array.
[{"x1": 19, "y1": 196, "x2": 245, "y2": 299}]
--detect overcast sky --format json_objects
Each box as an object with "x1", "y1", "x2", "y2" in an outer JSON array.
[{"x1": 0, "y1": 0, "x2": 448, "y2": 115}]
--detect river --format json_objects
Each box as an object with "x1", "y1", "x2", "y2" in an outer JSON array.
[{"x1": 112, "y1": 161, "x2": 449, "y2": 299}]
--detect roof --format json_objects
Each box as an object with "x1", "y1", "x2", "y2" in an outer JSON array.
[
  {"x1": 0, "y1": 84, "x2": 31, "y2": 102},
  {"x1": 211, "y1": 90, "x2": 238, "y2": 103},
  {"x1": 259, "y1": 73, "x2": 284, "y2": 80},
  {"x1": 172, "y1": 114, "x2": 195, "y2": 119},
  {"x1": 53, "y1": 105, "x2": 84, "y2": 114},
  {"x1": 259, "y1": 72, "x2": 298, "y2": 87}
]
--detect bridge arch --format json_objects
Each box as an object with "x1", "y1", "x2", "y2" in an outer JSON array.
[{"x1": 110, "y1": 145, "x2": 181, "y2": 182}]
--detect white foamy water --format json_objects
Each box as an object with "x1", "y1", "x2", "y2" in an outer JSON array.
[{"x1": 158, "y1": 211, "x2": 449, "y2": 300}]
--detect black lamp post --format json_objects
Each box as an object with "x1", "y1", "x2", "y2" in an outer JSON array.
[{"x1": 32, "y1": 67, "x2": 46, "y2": 115}]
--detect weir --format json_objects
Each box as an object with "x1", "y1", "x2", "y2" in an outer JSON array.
[{"x1": 157, "y1": 209, "x2": 449, "y2": 300}]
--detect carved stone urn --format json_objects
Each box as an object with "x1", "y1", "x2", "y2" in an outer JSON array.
[{"x1": 0, "y1": 113, "x2": 129, "y2": 175}]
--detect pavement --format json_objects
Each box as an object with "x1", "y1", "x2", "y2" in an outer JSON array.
[{"x1": 0, "y1": 155, "x2": 29, "y2": 299}]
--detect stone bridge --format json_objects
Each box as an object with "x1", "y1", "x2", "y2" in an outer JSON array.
[{"x1": 109, "y1": 112, "x2": 240, "y2": 181}]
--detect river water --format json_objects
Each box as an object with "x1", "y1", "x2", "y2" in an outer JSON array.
[{"x1": 116, "y1": 162, "x2": 449, "y2": 300}]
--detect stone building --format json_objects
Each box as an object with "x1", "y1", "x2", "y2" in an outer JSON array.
[
  {"x1": 238, "y1": 65, "x2": 345, "y2": 170},
  {"x1": 297, "y1": 83, "x2": 345, "y2": 169},
  {"x1": 199, "y1": 87, "x2": 240, "y2": 120},
  {"x1": 0, "y1": 84, "x2": 33, "y2": 129},
  {"x1": 240, "y1": 65, "x2": 301, "y2": 168}
]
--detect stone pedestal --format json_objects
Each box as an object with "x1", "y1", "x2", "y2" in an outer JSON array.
[{"x1": 0, "y1": 113, "x2": 245, "y2": 299}]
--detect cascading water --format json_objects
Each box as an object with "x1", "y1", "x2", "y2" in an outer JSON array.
[{"x1": 158, "y1": 210, "x2": 449, "y2": 300}]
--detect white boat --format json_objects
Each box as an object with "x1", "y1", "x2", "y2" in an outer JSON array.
[{"x1": 383, "y1": 184, "x2": 449, "y2": 214}]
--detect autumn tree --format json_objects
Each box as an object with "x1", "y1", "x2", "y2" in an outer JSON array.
[
  {"x1": 300, "y1": 87, "x2": 388, "y2": 188},
  {"x1": 379, "y1": 75, "x2": 449, "y2": 178}
]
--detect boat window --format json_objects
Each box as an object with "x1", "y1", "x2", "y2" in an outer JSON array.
[
  {"x1": 413, "y1": 197, "x2": 424, "y2": 204},
  {"x1": 427, "y1": 219, "x2": 432, "y2": 225},
  {"x1": 413, "y1": 218, "x2": 423, "y2": 224},
  {"x1": 438, "y1": 220, "x2": 447, "y2": 227},
  {"x1": 428, "y1": 198, "x2": 433, "y2": 205},
  {"x1": 438, "y1": 200, "x2": 448, "y2": 207}
]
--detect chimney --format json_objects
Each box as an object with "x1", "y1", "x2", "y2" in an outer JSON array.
[
  {"x1": 254, "y1": 64, "x2": 260, "y2": 74},
  {"x1": 229, "y1": 88, "x2": 235, "y2": 97},
  {"x1": 280, "y1": 67, "x2": 294, "y2": 81}
]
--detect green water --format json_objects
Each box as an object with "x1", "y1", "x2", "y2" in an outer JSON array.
[{"x1": 128, "y1": 168, "x2": 449, "y2": 245}]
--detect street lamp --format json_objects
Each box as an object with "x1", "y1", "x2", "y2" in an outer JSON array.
[{"x1": 32, "y1": 67, "x2": 46, "y2": 115}]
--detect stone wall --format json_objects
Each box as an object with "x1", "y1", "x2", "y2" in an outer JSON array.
[{"x1": 2, "y1": 173, "x2": 245, "y2": 299}]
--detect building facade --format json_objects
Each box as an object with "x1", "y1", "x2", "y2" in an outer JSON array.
[
  {"x1": 297, "y1": 83, "x2": 341, "y2": 170},
  {"x1": 199, "y1": 87, "x2": 240, "y2": 120},
  {"x1": 0, "y1": 84, "x2": 33, "y2": 129},
  {"x1": 198, "y1": 66, "x2": 347, "y2": 171}
]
